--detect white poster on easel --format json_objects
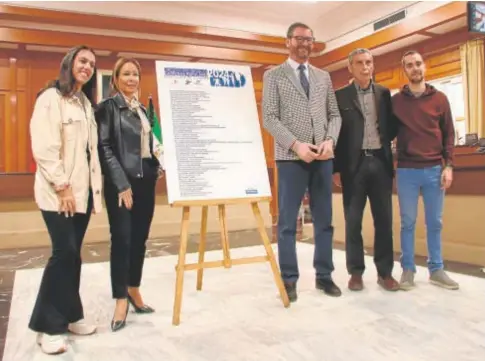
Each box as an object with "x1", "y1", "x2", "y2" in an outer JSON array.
[{"x1": 155, "y1": 61, "x2": 271, "y2": 204}]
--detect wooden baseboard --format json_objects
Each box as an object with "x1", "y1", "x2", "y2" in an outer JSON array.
[
  {"x1": 0, "y1": 202, "x2": 272, "y2": 249},
  {"x1": 301, "y1": 194, "x2": 485, "y2": 267}
]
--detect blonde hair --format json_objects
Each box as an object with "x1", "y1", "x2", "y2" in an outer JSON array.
[{"x1": 110, "y1": 57, "x2": 142, "y2": 96}]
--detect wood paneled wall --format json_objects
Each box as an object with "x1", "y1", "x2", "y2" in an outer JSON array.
[
  {"x1": 0, "y1": 50, "x2": 271, "y2": 172},
  {"x1": 0, "y1": 50, "x2": 165, "y2": 174},
  {"x1": 0, "y1": 52, "x2": 148, "y2": 173},
  {"x1": 0, "y1": 50, "x2": 276, "y2": 216},
  {"x1": 0, "y1": 56, "x2": 28, "y2": 173}
]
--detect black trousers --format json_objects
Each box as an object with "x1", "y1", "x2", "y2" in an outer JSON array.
[
  {"x1": 341, "y1": 151, "x2": 394, "y2": 278},
  {"x1": 104, "y1": 159, "x2": 157, "y2": 299},
  {"x1": 29, "y1": 192, "x2": 93, "y2": 335}
]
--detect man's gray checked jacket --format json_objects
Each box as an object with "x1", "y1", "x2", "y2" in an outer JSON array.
[{"x1": 262, "y1": 61, "x2": 342, "y2": 161}]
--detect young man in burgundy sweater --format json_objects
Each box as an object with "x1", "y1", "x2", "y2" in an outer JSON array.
[{"x1": 392, "y1": 51, "x2": 458, "y2": 291}]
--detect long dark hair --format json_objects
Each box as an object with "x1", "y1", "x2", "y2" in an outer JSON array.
[{"x1": 39, "y1": 45, "x2": 97, "y2": 106}]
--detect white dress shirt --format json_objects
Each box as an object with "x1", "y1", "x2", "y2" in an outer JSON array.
[{"x1": 287, "y1": 57, "x2": 310, "y2": 83}]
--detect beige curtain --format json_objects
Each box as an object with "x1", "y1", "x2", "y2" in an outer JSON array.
[{"x1": 460, "y1": 39, "x2": 485, "y2": 137}]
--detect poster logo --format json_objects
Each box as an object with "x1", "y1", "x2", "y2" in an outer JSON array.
[
  {"x1": 163, "y1": 67, "x2": 246, "y2": 88},
  {"x1": 164, "y1": 68, "x2": 208, "y2": 78},
  {"x1": 164, "y1": 67, "x2": 208, "y2": 86},
  {"x1": 209, "y1": 69, "x2": 246, "y2": 88},
  {"x1": 245, "y1": 187, "x2": 258, "y2": 195}
]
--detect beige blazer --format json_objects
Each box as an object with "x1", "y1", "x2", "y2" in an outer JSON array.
[{"x1": 30, "y1": 88, "x2": 103, "y2": 214}]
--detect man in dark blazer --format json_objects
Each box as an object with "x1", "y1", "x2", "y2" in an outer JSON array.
[{"x1": 333, "y1": 48, "x2": 399, "y2": 292}]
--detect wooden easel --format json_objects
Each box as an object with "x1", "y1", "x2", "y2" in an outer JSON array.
[{"x1": 171, "y1": 196, "x2": 290, "y2": 325}]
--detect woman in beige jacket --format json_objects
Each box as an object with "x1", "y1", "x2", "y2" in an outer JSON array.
[{"x1": 28, "y1": 45, "x2": 103, "y2": 355}]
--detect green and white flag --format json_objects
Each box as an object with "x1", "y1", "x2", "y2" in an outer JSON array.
[{"x1": 148, "y1": 96, "x2": 165, "y2": 170}]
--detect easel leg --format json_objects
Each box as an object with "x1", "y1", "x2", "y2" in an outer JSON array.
[
  {"x1": 251, "y1": 202, "x2": 290, "y2": 307},
  {"x1": 196, "y1": 206, "x2": 208, "y2": 290},
  {"x1": 218, "y1": 204, "x2": 232, "y2": 268},
  {"x1": 173, "y1": 206, "x2": 191, "y2": 325}
]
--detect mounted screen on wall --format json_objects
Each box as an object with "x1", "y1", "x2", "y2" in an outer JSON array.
[{"x1": 468, "y1": 1, "x2": 485, "y2": 33}]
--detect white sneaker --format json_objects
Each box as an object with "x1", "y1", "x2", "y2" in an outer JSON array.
[
  {"x1": 399, "y1": 270, "x2": 416, "y2": 291},
  {"x1": 68, "y1": 319, "x2": 97, "y2": 335},
  {"x1": 38, "y1": 333, "x2": 68, "y2": 355},
  {"x1": 429, "y1": 269, "x2": 459, "y2": 290}
]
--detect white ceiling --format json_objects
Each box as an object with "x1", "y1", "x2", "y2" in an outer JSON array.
[
  {"x1": 326, "y1": 14, "x2": 466, "y2": 72},
  {"x1": 371, "y1": 34, "x2": 430, "y2": 56},
  {"x1": 3, "y1": 0, "x2": 342, "y2": 39},
  {"x1": 3, "y1": 1, "x2": 430, "y2": 43},
  {"x1": 317, "y1": 1, "x2": 417, "y2": 41},
  {"x1": 0, "y1": 1, "x2": 465, "y2": 71},
  {"x1": 427, "y1": 16, "x2": 468, "y2": 35}
]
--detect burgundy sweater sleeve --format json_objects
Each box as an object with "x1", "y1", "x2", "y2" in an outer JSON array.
[{"x1": 440, "y1": 95, "x2": 455, "y2": 167}]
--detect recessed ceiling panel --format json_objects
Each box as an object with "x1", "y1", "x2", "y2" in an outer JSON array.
[
  {"x1": 371, "y1": 34, "x2": 430, "y2": 56},
  {"x1": 427, "y1": 17, "x2": 467, "y2": 34}
]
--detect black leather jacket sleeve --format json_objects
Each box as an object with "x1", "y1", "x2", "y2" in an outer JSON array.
[{"x1": 95, "y1": 100, "x2": 131, "y2": 192}]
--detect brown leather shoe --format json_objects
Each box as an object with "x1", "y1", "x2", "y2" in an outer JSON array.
[
  {"x1": 348, "y1": 274, "x2": 364, "y2": 291},
  {"x1": 378, "y1": 276, "x2": 399, "y2": 291}
]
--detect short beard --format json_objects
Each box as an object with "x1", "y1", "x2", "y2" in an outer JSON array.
[
  {"x1": 294, "y1": 47, "x2": 310, "y2": 60},
  {"x1": 409, "y1": 75, "x2": 423, "y2": 84}
]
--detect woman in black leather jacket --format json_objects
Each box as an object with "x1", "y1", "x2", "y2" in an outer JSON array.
[{"x1": 95, "y1": 57, "x2": 160, "y2": 332}]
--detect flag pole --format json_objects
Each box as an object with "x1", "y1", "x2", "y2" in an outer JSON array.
[{"x1": 148, "y1": 94, "x2": 165, "y2": 170}]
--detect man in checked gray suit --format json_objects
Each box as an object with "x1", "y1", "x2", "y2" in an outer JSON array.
[{"x1": 263, "y1": 22, "x2": 342, "y2": 302}]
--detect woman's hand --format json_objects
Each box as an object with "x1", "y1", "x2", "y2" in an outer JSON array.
[
  {"x1": 57, "y1": 187, "x2": 76, "y2": 217},
  {"x1": 157, "y1": 167, "x2": 165, "y2": 180},
  {"x1": 118, "y1": 188, "x2": 133, "y2": 210}
]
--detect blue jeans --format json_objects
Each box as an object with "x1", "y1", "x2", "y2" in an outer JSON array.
[
  {"x1": 396, "y1": 165, "x2": 444, "y2": 273},
  {"x1": 276, "y1": 160, "x2": 334, "y2": 283}
]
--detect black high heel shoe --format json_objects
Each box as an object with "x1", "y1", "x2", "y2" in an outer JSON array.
[
  {"x1": 127, "y1": 294, "x2": 155, "y2": 314},
  {"x1": 111, "y1": 300, "x2": 129, "y2": 332}
]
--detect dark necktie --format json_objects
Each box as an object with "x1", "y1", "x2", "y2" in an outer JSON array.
[{"x1": 298, "y1": 64, "x2": 310, "y2": 98}]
